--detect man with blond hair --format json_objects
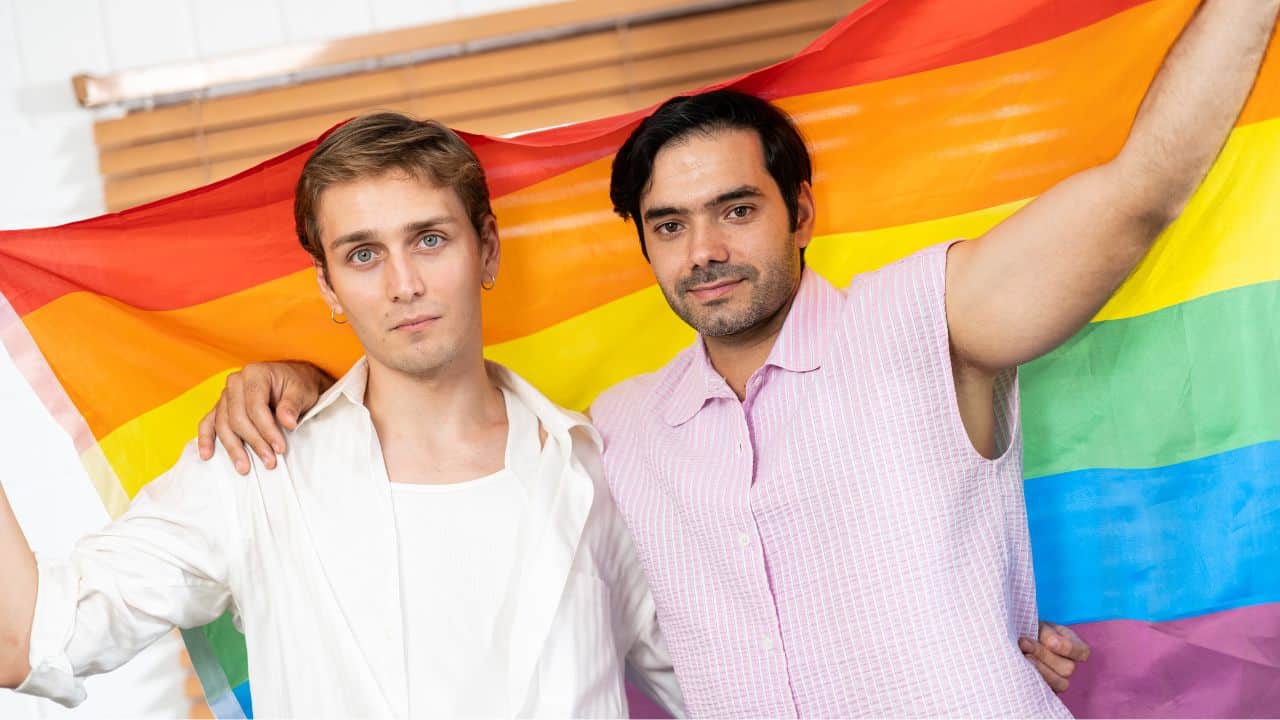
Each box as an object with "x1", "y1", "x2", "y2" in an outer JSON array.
[{"x1": 0, "y1": 113, "x2": 681, "y2": 718}]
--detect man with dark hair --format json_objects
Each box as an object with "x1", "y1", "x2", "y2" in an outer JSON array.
[
  {"x1": 193, "y1": 0, "x2": 1277, "y2": 715},
  {"x1": 611, "y1": 90, "x2": 812, "y2": 265},
  {"x1": 587, "y1": 2, "x2": 1275, "y2": 714}
]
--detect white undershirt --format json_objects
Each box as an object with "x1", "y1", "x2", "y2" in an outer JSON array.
[{"x1": 389, "y1": 387, "x2": 540, "y2": 718}]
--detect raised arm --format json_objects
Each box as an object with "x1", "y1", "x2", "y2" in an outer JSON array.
[
  {"x1": 0, "y1": 483, "x2": 37, "y2": 688},
  {"x1": 946, "y1": 0, "x2": 1280, "y2": 372}
]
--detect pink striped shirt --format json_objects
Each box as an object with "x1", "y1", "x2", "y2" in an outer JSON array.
[{"x1": 592, "y1": 242, "x2": 1071, "y2": 717}]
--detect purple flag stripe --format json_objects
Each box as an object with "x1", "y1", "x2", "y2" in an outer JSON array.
[{"x1": 1061, "y1": 602, "x2": 1280, "y2": 717}]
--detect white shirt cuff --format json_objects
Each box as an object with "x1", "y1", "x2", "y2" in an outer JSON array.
[{"x1": 14, "y1": 556, "x2": 86, "y2": 707}]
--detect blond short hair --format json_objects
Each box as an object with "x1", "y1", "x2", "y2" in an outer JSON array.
[{"x1": 294, "y1": 112, "x2": 493, "y2": 268}]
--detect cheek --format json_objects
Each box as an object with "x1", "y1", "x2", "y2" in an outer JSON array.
[
  {"x1": 423, "y1": 262, "x2": 481, "y2": 314},
  {"x1": 326, "y1": 269, "x2": 379, "y2": 307},
  {"x1": 434, "y1": 257, "x2": 477, "y2": 293},
  {"x1": 645, "y1": 247, "x2": 682, "y2": 282},
  {"x1": 651, "y1": 263, "x2": 683, "y2": 297},
  {"x1": 743, "y1": 224, "x2": 795, "y2": 265}
]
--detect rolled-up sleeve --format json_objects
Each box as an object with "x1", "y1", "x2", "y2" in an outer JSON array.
[
  {"x1": 14, "y1": 443, "x2": 239, "y2": 707},
  {"x1": 15, "y1": 559, "x2": 81, "y2": 705}
]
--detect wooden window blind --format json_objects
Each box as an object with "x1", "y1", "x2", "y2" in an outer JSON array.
[{"x1": 84, "y1": 0, "x2": 861, "y2": 211}]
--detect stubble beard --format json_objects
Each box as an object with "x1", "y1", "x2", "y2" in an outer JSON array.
[{"x1": 664, "y1": 253, "x2": 800, "y2": 338}]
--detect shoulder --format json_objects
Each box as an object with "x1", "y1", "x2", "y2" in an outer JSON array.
[
  {"x1": 112, "y1": 440, "x2": 254, "y2": 539},
  {"x1": 590, "y1": 373, "x2": 658, "y2": 430},
  {"x1": 137, "y1": 440, "x2": 241, "y2": 499},
  {"x1": 848, "y1": 240, "x2": 957, "y2": 295},
  {"x1": 589, "y1": 345, "x2": 698, "y2": 438}
]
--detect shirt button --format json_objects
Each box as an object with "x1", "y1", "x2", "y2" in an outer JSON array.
[
  {"x1": 737, "y1": 532, "x2": 750, "y2": 547},
  {"x1": 762, "y1": 635, "x2": 775, "y2": 651}
]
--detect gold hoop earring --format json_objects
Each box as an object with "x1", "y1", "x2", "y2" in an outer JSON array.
[
  {"x1": 481, "y1": 272, "x2": 496, "y2": 291},
  {"x1": 330, "y1": 308, "x2": 348, "y2": 324}
]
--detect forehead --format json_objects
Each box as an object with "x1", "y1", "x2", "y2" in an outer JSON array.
[
  {"x1": 643, "y1": 128, "x2": 773, "y2": 208},
  {"x1": 317, "y1": 172, "x2": 462, "y2": 240}
]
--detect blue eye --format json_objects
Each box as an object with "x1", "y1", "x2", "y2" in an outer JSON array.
[
  {"x1": 418, "y1": 233, "x2": 444, "y2": 249},
  {"x1": 350, "y1": 248, "x2": 375, "y2": 264}
]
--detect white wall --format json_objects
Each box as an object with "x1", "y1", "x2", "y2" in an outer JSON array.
[
  {"x1": 0, "y1": 1, "x2": 552, "y2": 716},
  {"x1": 0, "y1": 0, "x2": 556, "y2": 231}
]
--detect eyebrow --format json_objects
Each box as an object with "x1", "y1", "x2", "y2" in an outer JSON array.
[
  {"x1": 402, "y1": 216, "x2": 457, "y2": 237},
  {"x1": 641, "y1": 185, "x2": 765, "y2": 223},
  {"x1": 329, "y1": 229, "x2": 373, "y2": 251},
  {"x1": 329, "y1": 216, "x2": 456, "y2": 250}
]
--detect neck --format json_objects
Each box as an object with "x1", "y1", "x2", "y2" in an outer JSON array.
[
  {"x1": 703, "y1": 279, "x2": 801, "y2": 401},
  {"x1": 364, "y1": 352, "x2": 504, "y2": 449}
]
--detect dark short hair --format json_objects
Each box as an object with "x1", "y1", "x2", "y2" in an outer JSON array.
[
  {"x1": 295, "y1": 112, "x2": 493, "y2": 271},
  {"x1": 609, "y1": 89, "x2": 812, "y2": 260}
]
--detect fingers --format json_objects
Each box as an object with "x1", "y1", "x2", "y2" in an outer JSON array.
[
  {"x1": 274, "y1": 376, "x2": 314, "y2": 433},
  {"x1": 198, "y1": 362, "x2": 327, "y2": 470},
  {"x1": 274, "y1": 362, "x2": 329, "y2": 431},
  {"x1": 1024, "y1": 652, "x2": 1070, "y2": 694},
  {"x1": 212, "y1": 389, "x2": 252, "y2": 475},
  {"x1": 1019, "y1": 636, "x2": 1076, "y2": 686},
  {"x1": 1040, "y1": 621, "x2": 1091, "y2": 662},
  {"x1": 224, "y1": 373, "x2": 278, "y2": 471},
  {"x1": 276, "y1": 401, "x2": 301, "y2": 432},
  {"x1": 197, "y1": 410, "x2": 216, "y2": 460},
  {"x1": 242, "y1": 370, "x2": 286, "y2": 458}
]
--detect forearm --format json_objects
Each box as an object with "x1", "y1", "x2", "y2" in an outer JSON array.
[
  {"x1": 1116, "y1": 0, "x2": 1280, "y2": 221},
  {"x1": 0, "y1": 484, "x2": 36, "y2": 687}
]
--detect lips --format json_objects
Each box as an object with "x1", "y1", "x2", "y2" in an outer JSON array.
[
  {"x1": 392, "y1": 314, "x2": 441, "y2": 332},
  {"x1": 687, "y1": 278, "x2": 743, "y2": 301}
]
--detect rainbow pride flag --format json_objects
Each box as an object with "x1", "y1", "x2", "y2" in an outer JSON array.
[{"x1": 1, "y1": 0, "x2": 1277, "y2": 716}]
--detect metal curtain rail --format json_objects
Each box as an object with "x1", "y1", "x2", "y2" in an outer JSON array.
[{"x1": 73, "y1": 0, "x2": 769, "y2": 110}]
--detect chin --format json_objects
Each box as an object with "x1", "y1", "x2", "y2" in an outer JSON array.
[
  {"x1": 688, "y1": 314, "x2": 745, "y2": 338},
  {"x1": 367, "y1": 343, "x2": 451, "y2": 377},
  {"x1": 406, "y1": 349, "x2": 457, "y2": 374}
]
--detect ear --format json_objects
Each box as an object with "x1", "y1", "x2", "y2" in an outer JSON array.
[
  {"x1": 479, "y1": 214, "x2": 501, "y2": 278},
  {"x1": 793, "y1": 181, "x2": 816, "y2": 251},
  {"x1": 314, "y1": 257, "x2": 341, "y2": 313}
]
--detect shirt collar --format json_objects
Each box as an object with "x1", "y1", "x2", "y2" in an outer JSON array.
[
  {"x1": 763, "y1": 266, "x2": 844, "y2": 374},
  {"x1": 661, "y1": 337, "x2": 733, "y2": 427},
  {"x1": 488, "y1": 360, "x2": 602, "y2": 452},
  {"x1": 661, "y1": 267, "x2": 844, "y2": 427},
  {"x1": 298, "y1": 356, "x2": 370, "y2": 426},
  {"x1": 296, "y1": 356, "x2": 601, "y2": 452}
]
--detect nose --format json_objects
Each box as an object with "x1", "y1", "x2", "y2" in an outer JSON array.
[
  {"x1": 385, "y1": 251, "x2": 425, "y2": 303},
  {"x1": 686, "y1": 221, "x2": 730, "y2": 270}
]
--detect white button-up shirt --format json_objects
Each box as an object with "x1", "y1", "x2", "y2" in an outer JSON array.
[{"x1": 18, "y1": 359, "x2": 682, "y2": 718}]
